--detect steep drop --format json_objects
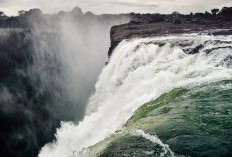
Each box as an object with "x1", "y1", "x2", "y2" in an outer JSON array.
[{"x1": 39, "y1": 34, "x2": 232, "y2": 157}]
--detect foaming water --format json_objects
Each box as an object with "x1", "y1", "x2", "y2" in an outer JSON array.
[
  {"x1": 130, "y1": 130, "x2": 175, "y2": 157},
  {"x1": 39, "y1": 34, "x2": 232, "y2": 157}
]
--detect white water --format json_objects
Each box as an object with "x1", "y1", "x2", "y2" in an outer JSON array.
[
  {"x1": 39, "y1": 34, "x2": 232, "y2": 157},
  {"x1": 130, "y1": 130, "x2": 175, "y2": 157}
]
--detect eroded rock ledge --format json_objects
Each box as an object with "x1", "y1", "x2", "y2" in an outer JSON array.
[{"x1": 108, "y1": 16, "x2": 232, "y2": 57}]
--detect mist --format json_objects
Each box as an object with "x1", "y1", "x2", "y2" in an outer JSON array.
[{"x1": 0, "y1": 7, "x2": 129, "y2": 157}]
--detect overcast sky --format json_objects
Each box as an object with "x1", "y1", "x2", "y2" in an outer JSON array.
[{"x1": 0, "y1": 0, "x2": 232, "y2": 16}]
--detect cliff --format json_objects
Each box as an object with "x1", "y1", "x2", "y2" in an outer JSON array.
[
  {"x1": 0, "y1": 29, "x2": 64, "y2": 157},
  {"x1": 0, "y1": 7, "x2": 130, "y2": 157},
  {"x1": 90, "y1": 16, "x2": 232, "y2": 156},
  {"x1": 108, "y1": 7, "x2": 232, "y2": 57}
]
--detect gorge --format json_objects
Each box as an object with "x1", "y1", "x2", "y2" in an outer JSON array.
[{"x1": 0, "y1": 6, "x2": 232, "y2": 157}]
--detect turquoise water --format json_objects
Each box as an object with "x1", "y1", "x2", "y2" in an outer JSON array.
[
  {"x1": 96, "y1": 80, "x2": 232, "y2": 157},
  {"x1": 40, "y1": 35, "x2": 232, "y2": 157}
]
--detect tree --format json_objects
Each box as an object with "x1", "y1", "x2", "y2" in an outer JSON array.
[
  {"x1": 204, "y1": 11, "x2": 212, "y2": 18},
  {"x1": 18, "y1": 10, "x2": 26, "y2": 16},
  {"x1": 27, "y1": 8, "x2": 43, "y2": 16},
  {"x1": 172, "y1": 11, "x2": 180, "y2": 14},
  {"x1": 211, "y1": 8, "x2": 219, "y2": 15},
  {"x1": 0, "y1": 11, "x2": 5, "y2": 17},
  {"x1": 220, "y1": 7, "x2": 232, "y2": 17},
  {"x1": 85, "y1": 11, "x2": 94, "y2": 16},
  {"x1": 190, "y1": 12, "x2": 193, "y2": 17},
  {"x1": 71, "y1": 6, "x2": 83, "y2": 16},
  {"x1": 172, "y1": 11, "x2": 180, "y2": 18}
]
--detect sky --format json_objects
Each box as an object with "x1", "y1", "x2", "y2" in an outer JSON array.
[{"x1": 0, "y1": 0, "x2": 232, "y2": 16}]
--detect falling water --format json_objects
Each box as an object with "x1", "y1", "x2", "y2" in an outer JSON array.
[{"x1": 39, "y1": 34, "x2": 232, "y2": 157}]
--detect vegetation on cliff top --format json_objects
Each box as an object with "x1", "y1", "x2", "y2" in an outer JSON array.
[{"x1": 108, "y1": 6, "x2": 232, "y2": 57}]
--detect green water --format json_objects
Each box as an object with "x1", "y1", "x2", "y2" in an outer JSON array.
[
  {"x1": 92, "y1": 80, "x2": 232, "y2": 157},
  {"x1": 98, "y1": 135, "x2": 164, "y2": 157}
]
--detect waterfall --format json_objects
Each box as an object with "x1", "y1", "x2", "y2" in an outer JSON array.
[{"x1": 39, "y1": 34, "x2": 232, "y2": 157}]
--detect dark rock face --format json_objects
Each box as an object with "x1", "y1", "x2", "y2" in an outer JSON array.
[
  {"x1": 0, "y1": 29, "x2": 94, "y2": 157},
  {"x1": 184, "y1": 44, "x2": 204, "y2": 54},
  {"x1": 0, "y1": 30, "x2": 32, "y2": 78},
  {"x1": 0, "y1": 7, "x2": 130, "y2": 157},
  {"x1": 0, "y1": 30, "x2": 63, "y2": 157}
]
